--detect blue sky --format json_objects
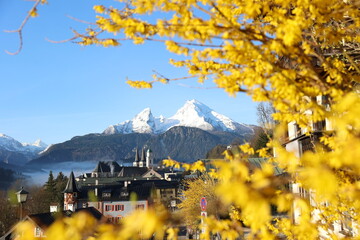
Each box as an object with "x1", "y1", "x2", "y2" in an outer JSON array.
[{"x1": 0, "y1": 0, "x2": 257, "y2": 145}]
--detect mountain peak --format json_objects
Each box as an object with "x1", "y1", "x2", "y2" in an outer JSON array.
[
  {"x1": 0, "y1": 133, "x2": 12, "y2": 139},
  {"x1": 103, "y1": 100, "x2": 254, "y2": 135},
  {"x1": 33, "y1": 139, "x2": 48, "y2": 148},
  {"x1": 22, "y1": 139, "x2": 47, "y2": 148},
  {"x1": 186, "y1": 99, "x2": 201, "y2": 104},
  {"x1": 183, "y1": 99, "x2": 208, "y2": 109},
  {"x1": 132, "y1": 107, "x2": 155, "y2": 133},
  {"x1": 0, "y1": 134, "x2": 47, "y2": 165},
  {"x1": 134, "y1": 107, "x2": 152, "y2": 119},
  {"x1": 0, "y1": 133, "x2": 23, "y2": 151}
]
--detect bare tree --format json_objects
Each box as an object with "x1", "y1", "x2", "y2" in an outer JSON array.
[{"x1": 256, "y1": 102, "x2": 276, "y2": 134}]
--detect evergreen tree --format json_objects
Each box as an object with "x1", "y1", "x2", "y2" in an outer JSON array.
[
  {"x1": 54, "y1": 172, "x2": 68, "y2": 210},
  {"x1": 44, "y1": 171, "x2": 56, "y2": 203}
]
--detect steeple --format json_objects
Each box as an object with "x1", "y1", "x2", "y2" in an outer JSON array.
[
  {"x1": 63, "y1": 171, "x2": 80, "y2": 211},
  {"x1": 133, "y1": 148, "x2": 140, "y2": 167},
  {"x1": 139, "y1": 147, "x2": 146, "y2": 167},
  {"x1": 64, "y1": 171, "x2": 80, "y2": 193}
]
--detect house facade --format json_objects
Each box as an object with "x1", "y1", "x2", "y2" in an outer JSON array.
[
  {"x1": 281, "y1": 95, "x2": 358, "y2": 237},
  {"x1": 63, "y1": 169, "x2": 180, "y2": 223},
  {"x1": 0, "y1": 208, "x2": 103, "y2": 240}
]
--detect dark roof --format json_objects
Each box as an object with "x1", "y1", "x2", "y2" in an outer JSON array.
[
  {"x1": 93, "y1": 161, "x2": 107, "y2": 173},
  {"x1": 63, "y1": 171, "x2": 80, "y2": 193},
  {"x1": 21, "y1": 208, "x2": 102, "y2": 231},
  {"x1": 27, "y1": 212, "x2": 56, "y2": 229},
  {"x1": 93, "y1": 161, "x2": 121, "y2": 174},
  {"x1": 247, "y1": 158, "x2": 283, "y2": 175},
  {"x1": 75, "y1": 207, "x2": 103, "y2": 220},
  {"x1": 118, "y1": 167, "x2": 148, "y2": 178},
  {"x1": 77, "y1": 179, "x2": 179, "y2": 202},
  {"x1": 152, "y1": 168, "x2": 180, "y2": 176},
  {"x1": 77, "y1": 182, "x2": 153, "y2": 201},
  {"x1": 16, "y1": 187, "x2": 29, "y2": 195},
  {"x1": 151, "y1": 180, "x2": 180, "y2": 189}
]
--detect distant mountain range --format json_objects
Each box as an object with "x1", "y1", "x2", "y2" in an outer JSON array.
[
  {"x1": 28, "y1": 126, "x2": 249, "y2": 165},
  {"x1": 0, "y1": 100, "x2": 256, "y2": 166},
  {"x1": 0, "y1": 134, "x2": 47, "y2": 165},
  {"x1": 103, "y1": 99, "x2": 254, "y2": 135}
]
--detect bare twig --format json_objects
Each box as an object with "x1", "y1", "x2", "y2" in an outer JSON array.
[
  {"x1": 45, "y1": 36, "x2": 79, "y2": 44},
  {"x1": 142, "y1": 37, "x2": 223, "y2": 48},
  {"x1": 177, "y1": 83, "x2": 219, "y2": 89},
  {"x1": 4, "y1": 0, "x2": 42, "y2": 55},
  {"x1": 152, "y1": 70, "x2": 200, "y2": 82},
  {"x1": 66, "y1": 15, "x2": 96, "y2": 25},
  {"x1": 46, "y1": 29, "x2": 105, "y2": 44}
]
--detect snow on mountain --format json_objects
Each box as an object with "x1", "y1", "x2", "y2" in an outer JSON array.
[
  {"x1": 0, "y1": 134, "x2": 47, "y2": 153},
  {"x1": 39, "y1": 144, "x2": 53, "y2": 155},
  {"x1": 103, "y1": 100, "x2": 254, "y2": 135},
  {"x1": 104, "y1": 108, "x2": 156, "y2": 134},
  {"x1": 22, "y1": 139, "x2": 48, "y2": 153},
  {"x1": 0, "y1": 134, "x2": 24, "y2": 151}
]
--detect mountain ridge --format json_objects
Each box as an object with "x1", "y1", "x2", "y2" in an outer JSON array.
[
  {"x1": 28, "y1": 126, "x2": 250, "y2": 165},
  {"x1": 0, "y1": 134, "x2": 48, "y2": 165},
  {"x1": 2, "y1": 100, "x2": 256, "y2": 166},
  {"x1": 103, "y1": 99, "x2": 254, "y2": 135}
]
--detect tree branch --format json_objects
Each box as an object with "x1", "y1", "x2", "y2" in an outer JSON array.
[{"x1": 4, "y1": 0, "x2": 43, "y2": 55}]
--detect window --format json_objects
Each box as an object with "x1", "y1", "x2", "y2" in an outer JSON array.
[
  {"x1": 313, "y1": 120, "x2": 326, "y2": 131},
  {"x1": 102, "y1": 192, "x2": 111, "y2": 197},
  {"x1": 68, "y1": 204, "x2": 74, "y2": 211},
  {"x1": 34, "y1": 227, "x2": 41, "y2": 237},
  {"x1": 109, "y1": 216, "x2": 122, "y2": 223},
  {"x1": 294, "y1": 123, "x2": 300, "y2": 137},
  {"x1": 136, "y1": 204, "x2": 145, "y2": 210},
  {"x1": 105, "y1": 205, "x2": 112, "y2": 211},
  {"x1": 121, "y1": 192, "x2": 129, "y2": 197},
  {"x1": 115, "y1": 204, "x2": 124, "y2": 211}
]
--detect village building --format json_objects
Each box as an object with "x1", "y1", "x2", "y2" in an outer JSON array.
[
  {"x1": 64, "y1": 171, "x2": 181, "y2": 222},
  {"x1": 63, "y1": 147, "x2": 182, "y2": 223},
  {"x1": 0, "y1": 207, "x2": 103, "y2": 240},
  {"x1": 0, "y1": 147, "x2": 185, "y2": 239},
  {"x1": 76, "y1": 146, "x2": 183, "y2": 184},
  {"x1": 280, "y1": 95, "x2": 358, "y2": 237}
]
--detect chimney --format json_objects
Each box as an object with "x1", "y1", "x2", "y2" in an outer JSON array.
[
  {"x1": 95, "y1": 179, "x2": 98, "y2": 197},
  {"x1": 124, "y1": 181, "x2": 131, "y2": 188}
]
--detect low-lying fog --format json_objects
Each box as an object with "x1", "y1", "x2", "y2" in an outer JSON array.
[{"x1": 25, "y1": 161, "x2": 131, "y2": 185}]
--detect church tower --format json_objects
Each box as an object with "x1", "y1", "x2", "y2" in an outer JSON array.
[
  {"x1": 63, "y1": 171, "x2": 80, "y2": 211},
  {"x1": 133, "y1": 148, "x2": 140, "y2": 167},
  {"x1": 146, "y1": 148, "x2": 154, "y2": 168},
  {"x1": 139, "y1": 147, "x2": 146, "y2": 167}
]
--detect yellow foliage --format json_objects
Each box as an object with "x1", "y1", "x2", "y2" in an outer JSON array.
[
  {"x1": 177, "y1": 175, "x2": 221, "y2": 229},
  {"x1": 29, "y1": 8, "x2": 38, "y2": 18},
  {"x1": 14, "y1": 0, "x2": 360, "y2": 239}
]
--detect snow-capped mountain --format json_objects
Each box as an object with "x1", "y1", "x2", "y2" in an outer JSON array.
[
  {"x1": 0, "y1": 134, "x2": 48, "y2": 165},
  {"x1": 22, "y1": 139, "x2": 48, "y2": 152},
  {"x1": 103, "y1": 100, "x2": 254, "y2": 135},
  {"x1": 0, "y1": 134, "x2": 24, "y2": 152}
]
